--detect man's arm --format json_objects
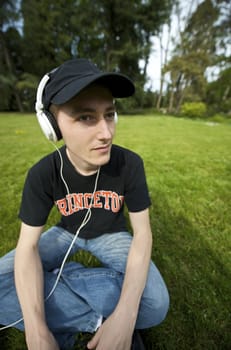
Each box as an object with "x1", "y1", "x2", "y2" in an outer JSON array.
[
  {"x1": 88, "y1": 208, "x2": 152, "y2": 350},
  {"x1": 14, "y1": 222, "x2": 59, "y2": 350}
]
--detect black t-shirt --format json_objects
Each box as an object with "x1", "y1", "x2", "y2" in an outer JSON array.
[{"x1": 19, "y1": 144, "x2": 151, "y2": 238}]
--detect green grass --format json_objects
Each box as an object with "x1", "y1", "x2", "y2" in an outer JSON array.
[{"x1": 0, "y1": 113, "x2": 230, "y2": 349}]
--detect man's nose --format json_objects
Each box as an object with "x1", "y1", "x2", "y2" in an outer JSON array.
[{"x1": 97, "y1": 118, "x2": 113, "y2": 139}]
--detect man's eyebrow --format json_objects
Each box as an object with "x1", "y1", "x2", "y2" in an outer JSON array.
[{"x1": 73, "y1": 105, "x2": 116, "y2": 113}]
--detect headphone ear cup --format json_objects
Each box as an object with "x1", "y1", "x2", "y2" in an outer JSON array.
[
  {"x1": 36, "y1": 110, "x2": 62, "y2": 142},
  {"x1": 45, "y1": 111, "x2": 62, "y2": 141},
  {"x1": 114, "y1": 111, "x2": 118, "y2": 123},
  {"x1": 35, "y1": 71, "x2": 62, "y2": 142}
]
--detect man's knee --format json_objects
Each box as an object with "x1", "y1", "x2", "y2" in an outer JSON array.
[
  {"x1": 0, "y1": 250, "x2": 15, "y2": 274},
  {"x1": 136, "y1": 263, "x2": 170, "y2": 328},
  {"x1": 150, "y1": 281, "x2": 169, "y2": 326}
]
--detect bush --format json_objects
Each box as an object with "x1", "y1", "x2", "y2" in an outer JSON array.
[
  {"x1": 180, "y1": 102, "x2": 207, "y2": 119},
  {"x1": 209, "y1": 113, "x2": 231, "y2": 124}
]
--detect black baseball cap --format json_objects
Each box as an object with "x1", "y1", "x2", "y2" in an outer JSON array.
[{"x1": 43, "y1": 58, "x2": 135, "y2": 109}]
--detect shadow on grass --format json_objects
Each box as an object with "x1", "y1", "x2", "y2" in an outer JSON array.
[{"x1": 143, "y1": 190, "x2": 230, "y2": 350}]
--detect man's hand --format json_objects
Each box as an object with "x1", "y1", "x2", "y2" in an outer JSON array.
[
  {"x1": 87, "y1": 313, "x2": 134, "y2": 350},
  {"x1": 26, "y1": 327, "x2": 60, "y2": 350}
]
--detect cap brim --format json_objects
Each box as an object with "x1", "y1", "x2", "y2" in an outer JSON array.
[{"x1": 50, "y1": 72, "x2": 135, "y2": 105}]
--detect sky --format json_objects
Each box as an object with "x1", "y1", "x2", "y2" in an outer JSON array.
[{"x1": 146, "y1": 36, "x2": 167, "y2": 91}]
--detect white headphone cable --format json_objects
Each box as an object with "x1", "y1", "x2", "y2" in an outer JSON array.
[
  {"x1": 52, "y1": 142, "x2": 71, "y2": 195},
  {"x1": 45, "y1": 152, "x2": 100, "y2": 300}
]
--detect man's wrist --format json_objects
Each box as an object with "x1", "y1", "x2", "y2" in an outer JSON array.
[{"x1": 113, "y1": 304, "x2": 138, "y2": 327}]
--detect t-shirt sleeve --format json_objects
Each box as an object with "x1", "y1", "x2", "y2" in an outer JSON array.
[
  {"x1": 19, "y1": 164, "x2": 54, "y2": 226},
  {"x1": 124, "y1": 153, "x2": 151, "y2": 212}
]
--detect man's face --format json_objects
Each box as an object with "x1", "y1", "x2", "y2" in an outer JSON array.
[{"x1": 56, "y1": 84, "x2": 116, "y2": 175}]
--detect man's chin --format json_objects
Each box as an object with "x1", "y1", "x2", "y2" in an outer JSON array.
[{"x1": 96, "y1": 153, "x2": 111, "y2": 167}]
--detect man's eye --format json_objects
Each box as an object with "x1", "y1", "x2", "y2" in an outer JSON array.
[
  {"x1": 79, "y1": 115, "x2": 96, "y2": 122},
  {"x1": 105, "y1": 112, "x2": 116, "y2": 120}
]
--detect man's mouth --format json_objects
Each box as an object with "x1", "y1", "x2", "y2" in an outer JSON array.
[{"x1": 93, "y1": 144, "x2": 111, "y2": 152}]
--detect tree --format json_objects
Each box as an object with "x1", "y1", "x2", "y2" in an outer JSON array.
[
  {"x1": 1, "y1": 0, "x2": 174, "y2": 111},
  {"x1": 156, "y1": 20, "x2": 171, "y2": 110},
  {"x1": 163, "y1": 0, "x2": 220, "y2": 113},
  {"x1": 72, "y1": 0, "x2": 173, "y2": 75},
  {"x1": 21, "y1": 0, "x2": 78, "y2": 76},
  {"x1": 214, "y1": 0, "x2": 231, "y2": 66},
  {"x1": 206, "y1": 67, "x2": 231, "y2": 114},
  {"x1": 0, "y1": 0, "x2": 23, "y2": 111},
  {"x1": 19, "y1": 0, "x2": 173, "y2": 111}
]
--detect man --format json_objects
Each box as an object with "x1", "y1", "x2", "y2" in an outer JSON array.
[{"x1": 0, "y1": 58, "x2": 169, "y2": 349}]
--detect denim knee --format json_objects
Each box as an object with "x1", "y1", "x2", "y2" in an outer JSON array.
[
  {"x1": 0, "y1": 249, "x2": 15, "y2": 274},
  {"x1": 148, "y1": 280, "x2": 169, "y2": 326},
  {"x1": 136, "y1": 262, "x2": 170, "y2": 329}
]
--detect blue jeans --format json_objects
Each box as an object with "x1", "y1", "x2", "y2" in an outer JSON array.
[{"x1": 0, "y1": 227, "x2": 169, "y2": 349}]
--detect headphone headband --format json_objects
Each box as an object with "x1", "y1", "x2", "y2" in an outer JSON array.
[{"x1": 35, "y1": 73, "x2": 50, "y2": 113}]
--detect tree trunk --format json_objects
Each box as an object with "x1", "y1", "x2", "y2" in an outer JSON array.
[
  {"x1": 168, "y1": 87, "x2": 175, "y2": 113},
  {"x1": 222, "y1": 85, "x2": 230, "y2": 101},
  {"x1": 156, "y1": 69, "x2": 164, "y2": 110},
  {"x1": 156, "y1": 22, "x2": 171, "y2": 110}
]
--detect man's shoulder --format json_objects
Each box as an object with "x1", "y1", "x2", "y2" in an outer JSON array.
[
  {"x1": 111, "y1": 144, "x2": 141, "y2": 161},
  {"x1": 28, "y1": 146, "x2": 64, "y2": 175},
  {"x1": 102, "y1": 144, "x2": 142, "y2": 176}
]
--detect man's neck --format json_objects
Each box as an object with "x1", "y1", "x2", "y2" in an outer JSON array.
[{"x1": 66, "y1": 147, "x2": 99, "y2": 176}]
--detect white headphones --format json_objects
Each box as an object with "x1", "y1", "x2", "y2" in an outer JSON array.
[
  {"x1": 35, "y1": 73, "x2": 62, "y2": 142},
  {"x1": 35, "y1": 73, "x2": 118, "y2": 142}
]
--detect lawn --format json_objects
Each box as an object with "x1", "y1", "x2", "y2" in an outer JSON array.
[{"x1": 0, "y1": 113, "x2": 230, "y2": 349}]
